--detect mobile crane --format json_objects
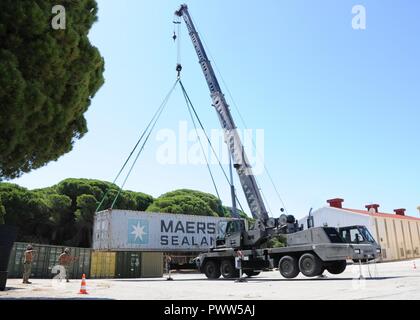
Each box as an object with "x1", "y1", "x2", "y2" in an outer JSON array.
[{"x1": 175, "y1": 4, "x2": 380, "y2": 279}]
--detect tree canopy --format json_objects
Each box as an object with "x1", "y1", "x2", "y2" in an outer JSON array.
[
  {"x1": 147, "y1": 189, "x2": 225, "y2": 217},
  {"x1": 0, "y1": 0, "x2": 105, "y2": 179},
  {"x1": 0, "y1": 178, "x2": 154, "y2": 246},
  {"x1": 0, "y1": 180, "x2": 251, "y2": 247},
  {"x1": 146, "y1": 189, "x2": 249, "y2": 220}
]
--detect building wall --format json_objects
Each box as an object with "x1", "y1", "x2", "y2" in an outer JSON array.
[
  {"x1": 374, "y1": 217, "x2": 400, "y2": 261},
  {"x1": 412, "y1": 221, "x2": 420, "y2": 256}
]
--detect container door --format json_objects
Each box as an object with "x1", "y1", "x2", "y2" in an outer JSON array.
[
  {"x1": 141, "y1": 252, "x2": 163, "y2": 278},
  {"x1": 12, "y1": 243, "x2": 26, "y2": 278},
  {"x1": 6, "y1": 244, "x2": 18, "y2": 278},
  {"x1": 91, "y1": 251, "x2": 116, "y2": 278},
  {"x1": 128, "y1": 252, "x2": 141, "y2": 278},
  {"x1": 79, "y1": 248, "x2": 92, "y2": 278},
  {"x1": 90, "y1": 251, "x2": 98, "y2": 278},
  {"x1": 48, "y1": 247, "x2": 63, "y2": 279}
]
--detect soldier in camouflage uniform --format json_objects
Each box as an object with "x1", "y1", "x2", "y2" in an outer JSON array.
[
  {"x1": 22, "y1": 245, "x2": 35, "y2": 284},
  {"x1": 58, "y1": 248, "x2": 77, "y2": 282}
]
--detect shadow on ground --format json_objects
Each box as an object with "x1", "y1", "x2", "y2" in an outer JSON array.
[
  {"x1": 0, "y1": 297, "x2": 115, "y2": 300},
  {"x1": 111, "y1": 275, "x2": 405, "y2": 283}
]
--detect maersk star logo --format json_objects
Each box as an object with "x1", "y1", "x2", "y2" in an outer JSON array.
[{"x1": 128, "y1": 219, "x2": 149, "y2": 245}]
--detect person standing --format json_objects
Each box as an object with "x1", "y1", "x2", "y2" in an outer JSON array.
[
  {"x1": 165, "y1": 255, "x2": 172, "y2": 274},
  {"x1": 22, "y1": 245, "x2": 35, "y2": 284},
  {"x1": 165, "y1": 255, "x2": 173, "y2": 280},
  {"x1": 58, "y1": 248, "x2": 78, "y2": 282}
]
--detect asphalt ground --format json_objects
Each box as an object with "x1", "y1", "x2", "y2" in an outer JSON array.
[{"x1": 1, "y1": 258, "x2": 419, "y2": 300}]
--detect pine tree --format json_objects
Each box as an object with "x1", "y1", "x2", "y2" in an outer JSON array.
[{"x1": 0, "y1": 0, "x2": 105, "y2": 179}]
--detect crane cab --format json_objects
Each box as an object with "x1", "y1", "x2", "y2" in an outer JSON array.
[{"x1": 216, "y1": 219, "x2": 247, "y2": 248}]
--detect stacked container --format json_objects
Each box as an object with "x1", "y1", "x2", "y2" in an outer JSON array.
[{"x1": 7, "y1": 243, "x2": 91, "y2": 279}]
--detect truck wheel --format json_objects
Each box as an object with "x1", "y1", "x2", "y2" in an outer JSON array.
[
  {"x1": 203, "y1": 260, "x2": 221, "y2": 279},
  {"x1": 244, "y1": 271, "x2": 260, "y2": 277},
  {"x1": 326, "y1": 261, "x2": 347, "y2": 274},
  {"x1": 298, "y1": 253, "x2": 323, "y2": 277},
  {"x1": 279, "y1": 256, "x2": 300, "y2": 279},
  {"x1": 221, "y1": 259, "x2": 239, "y2": 279}
]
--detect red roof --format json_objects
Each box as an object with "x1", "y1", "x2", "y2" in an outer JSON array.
[{"x1": 341, "y1": 208, "x2": 420, "y2": 222}]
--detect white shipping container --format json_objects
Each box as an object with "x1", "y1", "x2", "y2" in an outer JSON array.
[{"x1": 93, "y1": 209, "x2": 233, "y2": 252}]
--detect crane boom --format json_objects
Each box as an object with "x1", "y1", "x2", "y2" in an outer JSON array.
[{"x1": 175, "y1": 4, "x2": 269, "y2": 223}]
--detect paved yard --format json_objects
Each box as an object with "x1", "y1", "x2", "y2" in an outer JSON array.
[{"x1": 1, "y1": 259, "x2": 420, "y2": 300}]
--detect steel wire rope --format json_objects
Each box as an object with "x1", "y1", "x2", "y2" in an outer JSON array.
[
  {"x1": 96, "y1": 79, "x2": 179, "y2": 212},
  {"x1": 179, "y1": 80, "x2": 246, "y2": 216}
]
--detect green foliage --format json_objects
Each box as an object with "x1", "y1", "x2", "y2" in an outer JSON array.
[
  {"x1": 223, "y1": 206, "x2": 251, "y2": 220},
  {"x1": 0, "y1": 183, "x2": 52, "y2": 242},
  {"x1": 75, "y1": 194, "x2": 97, "y2": 224},
  {"x1": 0, "y1": 0, "x2": 105, "y2": 179},
  {"x1": 0, "y1": 180, "x2": 252, "y2": 246},
  {"x1": 267, "y1": 236, "x2": 287, "y2": 248},
  {"x1": 0, "y1": 178, "x2": 153, "y2": 246},
  {"x1": 46, "y1": 194, "x2": 72, "y2": 225},
  {"x1": 55, "y1": 178, "x2": 153, "y2": 212},
  {"x1": 146, "y1": 189, "x2": 225, "y2": 217}
]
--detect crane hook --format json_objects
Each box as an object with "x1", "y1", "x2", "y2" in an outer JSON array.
[
  {"x1": 172, "y1": 32, "x2": 177, "y2": 42},
  {"x1": 176, "y1": 63, "x2": 182, "y2": 78}
]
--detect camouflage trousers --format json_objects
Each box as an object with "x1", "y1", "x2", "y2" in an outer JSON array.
[{"x1": 22, "y1": 263, "x2": 32, "y2": 283}]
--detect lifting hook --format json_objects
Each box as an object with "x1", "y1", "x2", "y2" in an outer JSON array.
[{"x1": 176, "y1": 63, "x2": 182, "y2": 78}]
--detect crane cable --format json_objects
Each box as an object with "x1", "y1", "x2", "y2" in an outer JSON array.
[
  {"x1": 173, "y1": 16, "x2": 182, "y2": 76},
  {"x1": 174, "y1": 23, "x2": 245, "y2": 216},
  {"x1": 179, "y1": 80, "x2": 246, "y2": 215},
  {"x1": 180, "y1": 81, "x2": 221, "y2": 200},
  {"x1": 96, "y1": 78, "x2": 179, "y2": 212},
  {"x1": 192, "y1": 20, "x2": 289, "y2": 215}
]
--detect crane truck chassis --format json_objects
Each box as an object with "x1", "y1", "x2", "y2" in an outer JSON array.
[
  {"x1": 195, "y1": 225, "x2": 381, "y2": 279},
  {"x1": 174, "y1": 4, "x2": 381, "y2": 280}
]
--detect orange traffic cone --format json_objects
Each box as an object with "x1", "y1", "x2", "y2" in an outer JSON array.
[{"x1": 79, "y1": 274, "x2": 88, "y2": 294}]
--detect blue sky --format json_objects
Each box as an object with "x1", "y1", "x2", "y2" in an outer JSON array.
[{"x1": 12, "y1": 0, "x2": 420, "y2": 219}]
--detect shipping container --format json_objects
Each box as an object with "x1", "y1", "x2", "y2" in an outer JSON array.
[
  {"x1": 141, "y1": 252, "x2": 163, "y2": 278},
  {"x1": 7, "y1": 243, "x2": 91, "y2": 279},
  {"x1": 115, "y1": 252, "x2": 141, "y2": 278},
  {"x1": 7, "y1": 242, "x2": 163, "y2": 279},
  {"x1": 90, "y1": 251, "x2": 116, "y2": 278},
  {"x1": 93, "y1": 210, "x2": 232, "y2": 252}
]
